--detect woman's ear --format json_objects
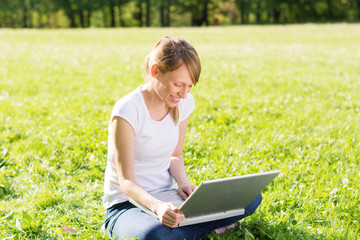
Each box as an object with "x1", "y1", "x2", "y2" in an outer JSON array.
[{"x1": 151, "y1": 64, "x2": 158, "y2": 78}]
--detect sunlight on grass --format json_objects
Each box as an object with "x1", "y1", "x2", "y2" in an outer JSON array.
[{"x1": 0, "y1": 24, "x2": 359, "y2": 239}]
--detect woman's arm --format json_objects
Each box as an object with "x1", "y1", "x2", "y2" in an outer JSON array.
[
  {"x1": 112, "y1": 116, "x2": 184, "y2": 228},
  {"x1": 169, "y1": 116, "x2": 196, "y2": 200}
]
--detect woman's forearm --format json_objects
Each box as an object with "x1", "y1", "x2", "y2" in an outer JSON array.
[
  {"x1": 120, "y1": 178, "x2": 163, "y2": 213},
  {"x1": 169, "y1": 155, "x2": 191, "y2": 185}
]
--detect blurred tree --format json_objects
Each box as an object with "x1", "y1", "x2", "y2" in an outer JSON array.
[
  {"x1": 109, "y1": 0, "x2": 116, "y2": 27},
  {"x1": 133, "y1": 0, "x2": 143, "y2": 26},
  {"x1": 145, "y1": 0, "x2": 150, "y2": 26},
  {"x1": 103, "y1": 0, "x2": 131, "y2": 27},
  {"x1": 255, "y1": 0, "x2": 261, "y2": 23},
  {"x1": 32, "y1": 0, "x2": 56, "y2": 27},
  {"x1": 327, "y1": 0, "x2": 334, "y2": 18},
  {"x1": 55, "y1": 0, "x2": 77, "y2": 27},
  {"x1": 77, "y1": 0, "x2": 95, "y2": 28},
  {"x1": 117, "y1": 0, "x2": 131, "y2": 26},
  {"x1": 178, "y1": 0, "x2": 211, "y2": 26},
  {"x1": 54, "y1": 0, "x2": 99, "y2": 27},
  {"x1": 0, "y1": 0, "x2": 360, "y2": 28},
  {"x1": 0, "y1": 0, "x2": 17, "y2": 27},
  {"x1": 213, "y1": 1, "x2": 238, "y2": 24},
  {"x1": 160, "y1": 0, "x2": 171, "y2": 26},
  {"x1": 235, "y1": 0, "x2": 250, "y2": 24},
  {"x1": 17, "y1": 0, "x2": 35, "y2": 28}
]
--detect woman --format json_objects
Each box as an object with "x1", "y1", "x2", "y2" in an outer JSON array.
[{"x1": 102, "y1": 37, "x2": 262, "y2": 240}]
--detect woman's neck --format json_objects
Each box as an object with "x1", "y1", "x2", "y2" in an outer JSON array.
[{"x1": 141, "y1": 82, "x2": 170, "y2": 121}]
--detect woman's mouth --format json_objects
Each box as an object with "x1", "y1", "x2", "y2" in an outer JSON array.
[{"x1": 170, "y1": 95, "x2": 180, "y2": 103}]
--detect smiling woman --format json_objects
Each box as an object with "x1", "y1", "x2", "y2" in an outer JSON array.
[
  {"x1": 143, "y1": 37, "x2": 200, "y2": 123},
  {"x1": 101, "y1": 36, "x2": 262, "y2": 240},
  {"x1": 142, "y1": 64, "x2": 194, "y2": 121}
]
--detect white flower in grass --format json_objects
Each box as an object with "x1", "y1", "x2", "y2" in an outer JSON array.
[
  {"x1": 330, "y1": 188, "x2": 338, "y2": 194},
  {"x1": 342, "y1": 178, "x2": 349, "y2": 186}
]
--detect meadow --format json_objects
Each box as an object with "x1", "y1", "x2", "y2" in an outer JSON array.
[{"x1": 0, "y1": 24, "x2": 359, "y2": 239}]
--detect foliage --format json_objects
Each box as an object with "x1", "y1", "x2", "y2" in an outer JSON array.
[
  {"x1": 0, "y1": 25, "x2": 360, "y2": 239},
  {"x1": 0, "y1": 0, "x2": 360, "y2": 28}
]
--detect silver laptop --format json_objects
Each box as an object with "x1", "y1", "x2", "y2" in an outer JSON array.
[{"x1": 129, "y1": 170, "x2": 280, "y2": 226}]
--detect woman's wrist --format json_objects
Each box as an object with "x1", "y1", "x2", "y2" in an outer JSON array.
[
  {"x1": 151, "y1": 200, "x2": 164, "y2": 214},
  {"x1": 177, "y1": 176, "x2": 192, "y2": 186}
]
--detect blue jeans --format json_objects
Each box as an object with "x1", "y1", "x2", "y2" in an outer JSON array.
[{"x1": 103, "y1": 194, "x2": 262, "y2": 240}]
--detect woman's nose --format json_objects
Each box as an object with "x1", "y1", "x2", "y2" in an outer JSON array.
[{"x1": 180, "y1": 87, "x2": 188, "y2": 99}]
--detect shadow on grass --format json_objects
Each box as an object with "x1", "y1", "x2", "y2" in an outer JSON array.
[{"x1": 204, "y1": 217, "x2": 328, "y2": 240}]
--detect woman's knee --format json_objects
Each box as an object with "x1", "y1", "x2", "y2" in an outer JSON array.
[{"x1": 245, "y1": 193, "x2": 262, "y2": 215}]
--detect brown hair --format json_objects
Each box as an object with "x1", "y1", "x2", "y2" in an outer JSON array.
[{"x1": 144, "y1": 36, "x2": 201, "y2": 123}]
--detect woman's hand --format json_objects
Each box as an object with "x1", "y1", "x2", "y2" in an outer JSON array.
[
  {"x1": 177, "y1": 183, "x2": 195, "y2": 200},
  {"x1": 154, "y1": 202, "x2": 185, "y2": 228}
]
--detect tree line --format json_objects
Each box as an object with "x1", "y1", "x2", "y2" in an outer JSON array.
[{"x1": 1, "y1": 0, "x2": 360, "y2": 28}]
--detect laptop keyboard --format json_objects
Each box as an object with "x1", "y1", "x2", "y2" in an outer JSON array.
[{"x1": 152, "y1": 190, "x2": 184, "y2": 207}]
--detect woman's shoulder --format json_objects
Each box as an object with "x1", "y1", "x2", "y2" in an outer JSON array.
[
  {"x1": 110, "y1": 87, "x2": 144, "y2": 133},
  {"x1": 114, "y1": 87, "x2": 142, "y2": 108},
  {"x1": 112, "y1": 87, "x2": 143, "y2": 116}
]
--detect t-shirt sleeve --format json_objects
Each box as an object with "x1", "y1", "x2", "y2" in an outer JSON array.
[
  {"x1": 179, "y1": 93, "x2": 195, "y2": 123},
  {"x1": 111, "y1": 98, "x2": 139, "y2": 134}
]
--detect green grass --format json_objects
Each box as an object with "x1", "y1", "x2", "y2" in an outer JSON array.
[{"x1": 0, "y1": 24, "x2": 359, "y2": 239}]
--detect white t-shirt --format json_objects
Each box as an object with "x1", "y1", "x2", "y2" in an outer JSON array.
[{"x1": 103, "y1": 86, "x2": 195, "y2": 209}]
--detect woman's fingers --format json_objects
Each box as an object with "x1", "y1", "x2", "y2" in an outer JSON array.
[
  {"x1": 156, "y1": 202, "x2": 185, "y2": 228},
  {"x1": 163, "y1": 207, "x2": 185, "y2": 227},
  {"x1": 178, "y1": 184, "x2": 195, "y2": 200},
  {"x1": 162, "y1": 208, "x2": 184, "y2": 222},
  {"x1": 178, "y1": 189, "x2": 188, "y2": 200}
]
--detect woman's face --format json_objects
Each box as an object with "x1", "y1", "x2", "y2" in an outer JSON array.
[{"x1": 154, "y1": 64, "x2": 194, "y2": 108}]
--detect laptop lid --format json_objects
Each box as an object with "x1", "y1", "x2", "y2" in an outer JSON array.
[{"x1": 179, "y1": 170, "x2": 280, "y2": 218}]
